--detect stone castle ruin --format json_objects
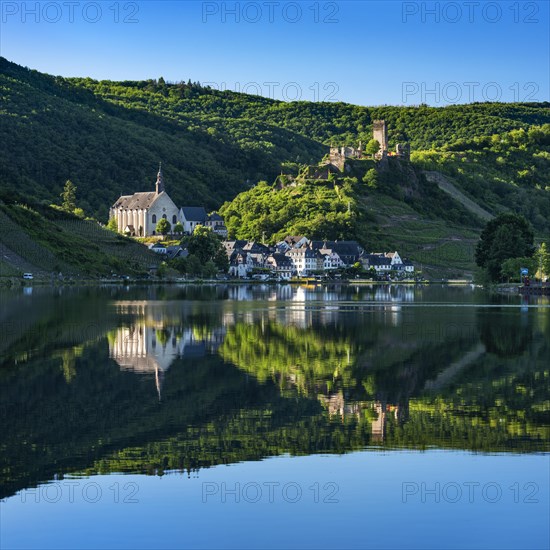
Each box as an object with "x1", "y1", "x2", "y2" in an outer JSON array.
[
  {"x1": 324, "y1": 120, "x2": 410, "y2": 171},
  {"x1": 372, "y1": 119, "x2": 389, "y2": 158},
  {"x1": 328, "y1": 144, "x2": 363, "y2": 171}
]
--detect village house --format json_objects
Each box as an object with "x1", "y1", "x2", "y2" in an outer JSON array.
[
  {"x1": 265, "y1": 253, "x2": 294, "y2": 280},
  {"x1": 148, "y1": 242, "x2": 167, "y2": 254},
  {"x1": 361, "y1": 251, "x2": 415, "y2": 274},
  {"x1": 285, "y1": 246, "x2": 321, "y2": 277},
  {"x1": 221, "y1": 236, "x2": 411, "y2": 279},
  {"x1": 165, "y1": 245, "x2": 189, "y2": 261},
  {"x1": 179, "y1": 206, "x2": 207, "y2": 234},
  {"x1": 228, "y1": 250, "x2": 255, "y2": 278},
  {"x1": 206, "y1": 213, "x2": 228, "y2": 237},
  {"x1": 224, "y1": 240, "x2": 272, "y2": 278},
  {"x1": 310, "y1": 241, "x2": 364, "y2": 266},
  {"x1": 179, "y1": 207, "x2": 228, "y2": 236},
  {"x1": 322, "y1": 250, "x2": 345, "y2": 270}
]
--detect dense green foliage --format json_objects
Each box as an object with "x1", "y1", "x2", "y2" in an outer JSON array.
[
  {"x1": 2, "y1": 57, "x2": 549, "y2": 227},
  {"x1": 69, "y1": 74, "x2": 550, "y2": 151},
  {"x1": 475, "y1": 213, "x2": 535, "y2": 281},
  {"x1": 220, "y1": 178, "x2": 364, "y2": 243},
  {"x1": 170, "y1": 226, "x2": 228, "y2": 276},
  {"x1": 0, "y1": 57, "x2": 323, "y2": 220},
  {"x1": 220, "y1": 158, "x2": 479, "y2": 252},
  {"x1": 412, "y1": 124, "x2": 550, "y2": 233}
]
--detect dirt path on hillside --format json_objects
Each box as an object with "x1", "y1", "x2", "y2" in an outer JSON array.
[{"x1": 423, "y1": 171, "x2": 494, "y2": 222}]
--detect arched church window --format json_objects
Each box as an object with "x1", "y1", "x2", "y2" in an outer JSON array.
[
  {"x1": 152, "y1": 214, "x2": 157, "y2": 224},
  {"x1": 172, "y1": 215, "x2": 177, "y2": 224},
  {"x1": 162, "y1": 214, "x2": 167, "y2": 220}
]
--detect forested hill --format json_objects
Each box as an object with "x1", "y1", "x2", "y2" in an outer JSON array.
[{"x1": 1, "y1": 56, "x2": 550, "y2": 221}]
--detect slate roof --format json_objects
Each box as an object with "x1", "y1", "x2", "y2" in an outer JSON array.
[
  {"x1": 284, "y1": 235, "x2": 307, "y2": 247},
  {"x1": 267, "y1": 253, "x2": 293, "y2": 267},
  {"x1": 364, "y1": 254, "x2": 391, "y2": 266},
  {"x1": 166, "y1": 246, "x2": 189, "y2": 260},
  {"x1": 181, "y1": 206, "x2": 208, "y2": 222},
  {"x1": 242, "y1": 242, "x2": 271, "y2": 254},
  {"x1": 113, "y1": 192, "x2": 159, "y2": 210}
]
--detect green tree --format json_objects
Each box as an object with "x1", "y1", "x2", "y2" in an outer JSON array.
[
  {"x1": 173, "y1": 222, "x2": 184, "y2": 235},
  {"x1": 170, "y1": 256, "x2": 187, "y2": 273},
  {"x1": 60, "y1": 180, "x2": 77, "y2": 212},
  {"x1": 535, "y1": 242, "x2": 550, "y2": 280},
  {"x1": 501, "y1": 257, "x2": 538, "y2": 282},
  {"x1": 475, "y1": 214, "x2": 535, "y2": 281},
  {"x1": 362, "y1": 168, "x2": 378, "y2": 188},
  {"x1": 186, "y1": 226, "x2": 228, "y2": 272},
  {"x1": 106, "y1": 217, "x2": 118, "y2": 232},
  {"x1": 185, "y1": 254, "x2": 203, "y2": 275},
  {"x1": 156, "y1": 218, "x2": 171, "y2": 236},
  {"x1": 203, "y1": 260, "x2": 217, "y2": 278},
  {"x1": 365, "y1": 139, "x2": 380, "y2": 158}
]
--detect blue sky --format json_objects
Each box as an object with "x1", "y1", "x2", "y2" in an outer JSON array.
[{"x1": 1, "y1": 0, "x2": 549, "y2": 105}]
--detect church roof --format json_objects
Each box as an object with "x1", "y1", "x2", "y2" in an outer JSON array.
[
  {"x1": 112, "y1": 191, "x2": 159, "y2": 210},
  {"x1": 180, "y1": 206, "x2": 207, "y2": 222}
]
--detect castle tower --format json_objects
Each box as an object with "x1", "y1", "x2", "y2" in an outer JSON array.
[
  {"x1": 155, "y1": 162, "x2": 165, "y2": 194},
  {"x1": 372, "y1": 120, "x2": 388, "y2": 156}
]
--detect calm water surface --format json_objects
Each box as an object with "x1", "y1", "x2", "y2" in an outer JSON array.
[{"x1": 1, "y1": 284, "x2": 549, "y2": 549}]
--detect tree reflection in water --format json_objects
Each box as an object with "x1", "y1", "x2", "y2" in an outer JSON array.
[{"x1": 0, "y1": 285, "x2": 548, "y2": 500}]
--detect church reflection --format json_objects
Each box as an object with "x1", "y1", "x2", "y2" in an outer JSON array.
[{"x1": 108, "y1": 302, "x2": 225, "y2": 398}]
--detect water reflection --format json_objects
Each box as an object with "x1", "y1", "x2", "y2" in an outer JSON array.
[
  {"x1": 108, "y1": 301, "x2": 226, "y2": 398},
  {"x1": 0, "y1": 285, "x2": 548, "y2": 500}
]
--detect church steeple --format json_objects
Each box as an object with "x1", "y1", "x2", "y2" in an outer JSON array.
[{"x1": 155, "y1": 162, "x2": 165, "y2": 194}]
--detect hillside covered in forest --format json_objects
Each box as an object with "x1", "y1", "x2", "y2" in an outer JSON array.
[{"x1": 1, "y1": 56, "x2": 549, "y2": 222}]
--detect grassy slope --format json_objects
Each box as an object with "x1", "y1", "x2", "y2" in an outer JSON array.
[
  {"x1": 0, "y1": 201, "x2": 160, "y2": 278},
  {"x1": 359, "y1": 193, "x2": 479, "y2": 278}
]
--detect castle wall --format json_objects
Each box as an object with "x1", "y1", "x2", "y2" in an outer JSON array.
[{"x1": 373, "y1": 120, "x2": 388, "y2": 153}]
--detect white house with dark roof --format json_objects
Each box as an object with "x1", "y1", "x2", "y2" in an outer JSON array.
[
  {"x1": 206, "y1": 213, "x2": 228, "y2": 237},
  {"x1": 265, "y1": 253, "x2": 294, "y2": 280},
  {"x1": 361, "y1": 251, "x2": 414, "y2": 273},
  {"x1": 180, "y1": 206, "x2": 208, "y2": 234},
  {"x1": 110, "y1": 164, "x2": 180, "y2": 236},
  {"x1": 179, "y1": 207, "x2": 228, "y2": 236}
]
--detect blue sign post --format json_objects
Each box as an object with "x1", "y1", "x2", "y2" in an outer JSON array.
[{"x1": 520, "y1": 267, "x2": 529, "y2": 286}]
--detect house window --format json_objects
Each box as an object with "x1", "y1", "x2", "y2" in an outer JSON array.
[{"x1": 152, "y1": 214, "x2": 157, "y2": 224}]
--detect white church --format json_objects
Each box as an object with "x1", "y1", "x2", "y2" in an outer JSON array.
[
  {"x1": 110, "y1": 164, "x2": 180, "y2": 236},
  {"x1": 110, "y1": 165, "x2": 227, "y2": 237}
]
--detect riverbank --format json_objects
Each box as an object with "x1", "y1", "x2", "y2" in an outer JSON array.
[{"x1": 1, "y1": 275, "x2": 471, "y2": 288}]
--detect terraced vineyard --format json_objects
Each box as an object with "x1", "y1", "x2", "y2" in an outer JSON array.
[
  {"x1": 0, "y1": 208, "x2": 72, "y2": 275},
  {"x1": 0, "y1": 202, "x2": 160, "y2": 278},
  {"x1": 359, "y1": 193, "x2": 480, "y2": 278},
  {"x1": 55, "y1": 219, "x2": 161, "y2": 272}
]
